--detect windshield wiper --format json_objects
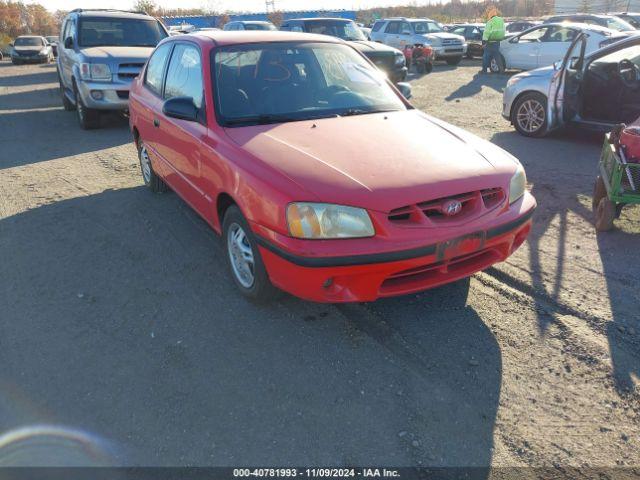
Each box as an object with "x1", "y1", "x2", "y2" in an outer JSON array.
[
  {"x1": 223, "y1": 114, "x2": 303, "y2": 126},
  {"x1": 340, "y1": 108, "x2": 399, "y2": 117}
]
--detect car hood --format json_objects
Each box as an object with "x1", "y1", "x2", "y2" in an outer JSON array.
[
  {"x1": 422, "y1": 32, "x2": 465, "y2": 42},
  {"x1": 224, "y1": 110, "x2": 518, "y2": 212},
  {"x1": 349, "y1": 40, "x2": 400, "y2": 53},
  {"x1": 79, "y1": 46, "x2": 155, "y2": 62},
  {"x1": 513, "y1": 64, "x2": 556, "y2": 81}
]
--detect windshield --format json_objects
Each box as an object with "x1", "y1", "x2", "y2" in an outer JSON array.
[
  {"x1": 621, "y1": 15, "x2": 640, "y2": 28},
  {"x1": 15, "y1": 37, "x2": 44, "y2": 47},
  {"x1": 412, "y1": 21, "x2": 444, "y2": 34},
  {"x1": 606, "y1": 16, "x2": 636, "y2": 31},
  {"x1": 244, "y1": 23, "x2": 276, "y2": 31},
  {"x1": 46, "y1": 36, "x2": 58, "y2": 43},
  {"x1": 78, "y1": 18, "x2": 167, "y2": 47},
  {"x1": 213, "y1": 42, "x2": 406, "y2": 127},
  {"x1": 302, "y1": 20, "x2": 366, "y2": 41}
]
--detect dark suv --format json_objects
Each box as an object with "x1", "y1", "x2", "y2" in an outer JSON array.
[
  {"x1": 57, "y1": 8, "x2": 168, "y2": 129},
  {"x1": 280, "y1": 18, "x2": 408, "y2": 83}
]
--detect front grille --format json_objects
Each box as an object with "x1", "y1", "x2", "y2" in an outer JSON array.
[
  {"x1": 17, "y1": 50, "x2": 38, "y2": 57},
  {"x1": 388, "y1": 188, "x2": 505, "y2": 226},
  {"x1": 116, "y1": 90, "x2": 129, "y2": 99},
  {"x1": 442, "y1": 38, "x2": 463, "y2": 46},
  {"x1": 118, "y1": 62, "x2": 144, "y2": 80}
]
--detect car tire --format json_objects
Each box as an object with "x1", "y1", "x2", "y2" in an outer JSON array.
[
  {"x1": 466, "y1": 52, "x2": 474, "y2": 59},
  {"x1": 446, "y1": 56, "x2": 462, "y2": 66},
  {"x1": 489, "y1": 54, "x2": 506, "y2": 73},
  {"x1": 73, "y1": 81, "x2": 100, "y2": 130},
  {"x1": 592, "y1": 176, "x2": 607, "y2": 211},
  {"x1": 595, "y1": 197, "x2": 616, "y2": 232},
  {"x1": 511, "y1": 92, "x2": 548, "y2": 138},
  {"x1": 11, "y1": 59, "x2": 19, "y2": 65},
  {"x1": 137, "y1": 140, "x2": 168, "y2": 193},
  {"x1": 223, "y1": 205, "x2": 279, "y2": 302}
]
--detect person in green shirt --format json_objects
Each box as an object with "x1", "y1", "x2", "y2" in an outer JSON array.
[{"x1": 481, "y1": 8, "x2": 506, "y2": 74}]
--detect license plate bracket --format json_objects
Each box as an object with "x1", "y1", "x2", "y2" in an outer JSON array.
[{"x1": 436, "y1": 231, "x2": 486, "y2": 262}]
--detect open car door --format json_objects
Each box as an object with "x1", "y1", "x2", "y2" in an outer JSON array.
[{"x1": 549, "y1": 32, "x2": 587, "y2": 130}]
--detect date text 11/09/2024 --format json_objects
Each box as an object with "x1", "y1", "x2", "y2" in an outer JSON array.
[{"x1": 233, "y1": 469, "x2": 401, "y2": 478}]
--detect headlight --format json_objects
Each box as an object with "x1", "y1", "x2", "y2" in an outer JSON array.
[
  {"x1": 287, "y1": 203, "x2": 375, "y2": 239},
  {"x1": 79, "y1": 63, "x2": 112, "y2": 81},
  {"x1": 39, "y1": 47, "x2": 48, "y2": 55},
  {"x1": 394, "y1": 53, "x2": 405, "y2": 66},
  {"x1": 509, "y1": 165, "x2": 526, "y2": 204}
]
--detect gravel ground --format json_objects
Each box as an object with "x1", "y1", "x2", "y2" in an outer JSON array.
[{"x1": 0, "y1": 58, "x2": 639, "y2": 472}]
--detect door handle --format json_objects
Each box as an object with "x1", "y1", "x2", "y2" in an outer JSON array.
[{"x1": 153, "y1": 118, "x2": 160, "y2": 128}]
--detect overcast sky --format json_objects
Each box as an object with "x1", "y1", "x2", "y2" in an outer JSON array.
[{"x1": 26, "y1": 0, "x2": 434, "y2": 13}]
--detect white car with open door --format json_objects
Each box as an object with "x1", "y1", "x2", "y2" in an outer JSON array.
[
  {"x1": 493, "y1": 22, "x2": 625, "y2": 73},
  {"x1": 503, "y1": 32, "x2": 640, "y2": 137}
]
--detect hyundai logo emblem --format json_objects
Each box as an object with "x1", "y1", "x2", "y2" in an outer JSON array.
[{"x1": 443, "y1": 200, "x2": 463, "y2": 216}]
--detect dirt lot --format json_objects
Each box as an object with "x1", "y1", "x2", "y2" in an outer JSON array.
[{"x1": 0, "y1": 58, "x2": 639, "y2": 472}]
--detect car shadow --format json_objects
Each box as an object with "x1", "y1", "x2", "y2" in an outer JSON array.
[
  {"x1": 0, "y1": 101, "x2": 129, "y2": 169},
  {"x1": 0, "y1": 68, "x2": 56, "y2": 87},
  {"x1": 0, "y1": 187, "x2": 501, "y2": 469},
  {"x1": 491, "y1": 129, "x2": 640, "y2": 395},
  {"x1": 445, "y1": 72, "x2": 513, "y2": 101}
]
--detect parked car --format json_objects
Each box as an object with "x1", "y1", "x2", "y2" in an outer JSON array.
[
  {"x1": 543, "y1": 13, "x2": 636, "y2": 33},
  {"x1": 503, "y1": 33, "x2": 640, "y2": 137},
  {"x1": 370, "y1": 17, "x2": 467, "y2": 65},
  {"x1": 360, "y1": 26, "x2": 372, "y2": 40},
  {"x1": 128, "y1": 31, "x2": 535, "y2": 302},
  {"x1": 57, "y1": 8, "x2": 168, "y2": 129},
  {"x1": 506, "y1": 20, "x2": 540, "y2": 34},
  {"x1": 223, "y1": 21, "x2": 276, "y2": 31},
  {"x1": 45, "y1": 35, "x2": 59, "y2": 56},
  {"x1": 280, "y1": 18, "x2": 408, "y2": 83},
  {"x1": 492, "y1": 22, "x2": 625, "y2": 73},
  {"x1": 448, "y1": 23, "x2": 484, "y2": 58},
  {"x1": 11, "y1": 36, "x2": 54, "y2": 64},
  {"x1": 608, "y1": 12, "x2": 640, "y2": 29}
]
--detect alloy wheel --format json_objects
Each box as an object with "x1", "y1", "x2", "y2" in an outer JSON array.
[
  {"x1": 227, "y1": 223, "x2": 255, "y2": 289},
  {"x1": 516, "y1": 99, "x2": 545, "y2": 134},
  {"x1": 139, "y1": 145, "x2": 152, "y2": 184}
]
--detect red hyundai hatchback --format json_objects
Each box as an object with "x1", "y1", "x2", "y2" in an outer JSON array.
[{"x1": 129, "y1": 31, "x2": 536, "y2": 303}]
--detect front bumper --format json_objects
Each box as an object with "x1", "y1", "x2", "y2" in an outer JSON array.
[
  {"x1": 254, "y1": 193, "x2": 536, "y2": 303},
  {"x1": 433, "y1": 44, "x2": 467, "y2": 59},
  {"x1": 12, "y1": 54, "x2": 48, "y2": 63},
  {"x1": 75, "y1": 78, "x2": 132, "y2": 110}
]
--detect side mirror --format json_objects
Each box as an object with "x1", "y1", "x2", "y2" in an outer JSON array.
[
  {"x1": 510, "y1": 36, "x2": 519, "y2": 43},
  {"x1": 569, "y1": 56, "x2": 582, "y2": 70},
  {"x1": 64, "y1": 36, "x2": 73, "y2": 49},
  {"x1": 396, "y1": 82, "x2": 412, "y2": 99},
  {"x1": 163, "y1": 96, "x2": 199, "y2": 122}
]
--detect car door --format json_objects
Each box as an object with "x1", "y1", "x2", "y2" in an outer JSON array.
[
  {"x1": 154, "y1": 41, "x2": 209, "y2": 215},
  {"x1": 58, "y1": 17, "x2": 76, "y2": 87},
  {"x1": 134, "y1": 42, "x2": 173, "y2": 173},
  {"x1": 506, "y1": 26, "x2": 549, "y2": 70},
  {"x1": 396, "y1": 22, "x2": 414, "y2": 49},
  {"x1": 384, "y1": 21, "x2": 402, "y2": 48},
  {"x1": 549, "y1": 32, "x2": 587, "y2": 128},
  {"x1": 537, "y1": 26, "x2": 578, "y2": 68}
]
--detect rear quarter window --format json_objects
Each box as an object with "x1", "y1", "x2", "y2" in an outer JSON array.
[
  {"x1": 371, "y1": 21, "x2": 384, "y2": 32},
  {"x1": 144, "y1": 42, "x2": 172, "y2": 96}
]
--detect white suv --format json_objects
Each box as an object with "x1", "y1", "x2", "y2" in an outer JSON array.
[{"x1": 370, "y1": 17, "x2": 467, "y2": 65}]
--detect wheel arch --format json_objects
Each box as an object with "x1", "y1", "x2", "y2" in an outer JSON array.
[
  {"x1": 216, "y1": 192, "x2": 238, "y2": 232},
  {"x1": 509, "y1": 89, "x2": 548, "y2": 124}
]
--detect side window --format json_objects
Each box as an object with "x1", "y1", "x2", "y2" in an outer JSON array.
[
  {"x1": 61, "y1": 20, "x2": 69, "y2": 41},
  {"x1": 543, "y1": 26, "x2": 577, "y2": 43},
  {"x1": 452, "y1": 26, "x2": 466, "y2": 36},
  {"x1": 385, "y1": 21, "x2": 400, "y2": 34},
  {"x1": 290, "y1": 23, "x2": 304, "y2": 33},
  {"x1": 520, "y1": 27, "x2": 549, "y2": 42},
  {"x1": 371, "y1": 21, "x2": 383, "y2": 32},
  {"x1": 280, "y1": 23, "x2": 290, "y2": 31},
  {"x1": 164, "y1": 44, "x2": 204, "y2": 110},
  {"x1": 144, "y1": 43, "x2": 172, "y2": 96},
  {"x1": 400, "y1": 22, "x2": 413, "y2": 35}
]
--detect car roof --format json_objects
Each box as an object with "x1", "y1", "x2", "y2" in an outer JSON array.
[
  {"x1": 451, "y1": 23, "x2": 484, "y2": 27},
  {"x1": 543, "y1": 21, "x2": 618, "y2": 33},
  {"x1": 16, "y1": 35, "x2": 45, "y2": 39},
  {"x1": 179, "y1": 30, "x2": 345, "y2": 46},
  {"x1": 286, "y1": 17, "x2": 352, "y2": 22},
  {"x1": 549, "y1": 13, "x2": 612, "y2": 19},
  {"x1": 73, "y1": 10, "x2": 153, "y2": 21}
]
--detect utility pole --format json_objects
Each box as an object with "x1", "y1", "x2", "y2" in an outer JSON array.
[{"x1": 266, "y1": 0, "x2": 276, "y2": 13}]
